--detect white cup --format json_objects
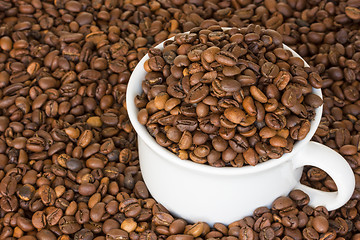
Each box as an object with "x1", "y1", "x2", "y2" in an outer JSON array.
[{"x1": 126, "y1": 30, "x2": 355, "y2": 225}]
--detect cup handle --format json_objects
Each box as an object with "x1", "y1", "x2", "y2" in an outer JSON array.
[{"x1": 292, "y1": 141, "x2": 355, "y2": 210}]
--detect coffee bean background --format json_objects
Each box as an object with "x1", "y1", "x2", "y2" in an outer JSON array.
[{"x1": 0, "y1": 0, "x2": 359, "y2": 239}]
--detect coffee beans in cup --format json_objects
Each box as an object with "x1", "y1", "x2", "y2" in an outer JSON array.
[{"x1": 136, "y1": 25, "x2": 323, "y2": 167}]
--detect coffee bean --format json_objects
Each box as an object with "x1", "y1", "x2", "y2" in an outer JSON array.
[
  {"x1": 169, "y1": 219, "x2": 187, "y2": 235},
  {"x1": 223, "y1": 66, "x2": 242, "y2": 77},
  {"x1": 308, "y1": 72, "x2": 323, "y2": 89},
  {"x1": 90, "y1": 202, "x2": 106, "y2": 222},
  {"x1": 274, "y1": 48, "x2": 290, "y2": 61},
  {"x1": 1, "y1": 195, "x2": 18, "y2": 212},
  {"x1": 304, "y1": 94, "x2": 323, "y2": 108},
  {"x1": 273, "y1": 71, "x2": 291, "y2": 91},
  {"x1": 272, "y1": 196, "x2": 295, "y2": 211},
  {"x1": 261, "y1": 62, "x2": 280, "y2": 78},
  {"x1": 107, "y1": 229, "x2": 129, "y2": 240},
  {"x1": 120, "y1": 198, "x2": 141, "y2": 218},
  {"x1": 75, "y1": 208, "x2": 90, "y2": 224},
  {"x1": 289, "y1": 190, "x2": 309, "y2": 207},
  {"x1": 270, "y1": 136, "x2": 288, "y2": 148},
  {"x1": 175, "y1": 116, "x2": 198, "y2": 132},
  {"x1": 345, "y1": 6, "x2": 360, "y2": 20},
  {"x1": 312, "y1": 216, "x2": 329, "y2": 233},
  {"x1": 39, "y1": 185, "x2": 56, "y2": 206},
  {"x1": 0, "y1": 175, "x2": 17, "y2": 196},
  {"x1": 250, "y1": 86, "x2": 268, "y2": 103},
  {"x1": 46, "y1": 207, "x2": 63, "y2": 226},
  {"x1": 59, "y1": 216, "x2": 81, "y2": 234},
  {"x1": 202, "y1": 46, "x2": 220, "y2": 63},
  {"x1": 74, "y1": 229, "x2": 94, "y2": 240},
  {"x1": 185, "y1": 222, "x2": 204, "y2": 237},
  {"x1": 149, "y1": 56, "x2": 166, "y2": 71},
  {"x1": 17, "y1": 216, "x2": 34, "y2": 232},
  {"x1": 243, "y1": 96, "x2": 257, "y2": 116},
  {"x1": 178, "y1": 131, "x2": 192, "y2": 151},
  {"x1": 78, "y1": 183, "x2": 96, "y2": 196},
  {"x1": 243, "y1": 148, "x2": 259, "y2": 166},
  {"x1": 66, "y1": 158, "x2": 83, "y2": 172},
  {"x1": 36, "y1": 229, "x2": 57, "y2": 240},
  {"x1": 302, "y1": 227, "x2": 319, "y2": 240},
  {"x1": 245, "y1": 33, "x2": 260, "y2": 42},
  {"x1": 265, "y1": 113, "x2": 286, "y2": 130},
  {"x1": 78, "y1": 130, "x2": 93, "y2": 148},
  {"x1": 185, "y1": 83, "x2": 209, "y2": 104},
  {"x1": 239, "y1": 226, "x2": 255, "y2": 239},
  {"x1": 0, "y1": 36, "x2": 13, "y2": 51},
  {"x1": 0, "y1": 116, "x2": 10, "y2": 132},
  {"x1": 134, "y1": 181, "x2": 149, "y2": 199},
  {"x1": 224, "y1": 108, "x2": 246, "y2": 124},
  {"x1": 17, "y1": 184, "x2": 35, "y2": 201},
  {"x1": 215, "y1": 51, "x2": 237, "y2": 66},
  {"x1": 32, "y1": 211, "x2": 46, "y2": 229},
  {"x1": 340, "y1": 144, "x2": 357, "y2": 155},
  {"x1": 220, "y1": 79, "x2": 242, "y2": 92},
  {"x1": 281, "y1": 88, "x2": 299, "y2": 108}
]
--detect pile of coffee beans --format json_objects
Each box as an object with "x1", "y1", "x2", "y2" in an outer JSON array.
[
  {"x1": 0, "y1": 0, "x2": 359, "y2": 239},
  {"x1": 135, "y1": 25, "x2": 323, "y2": 167}
]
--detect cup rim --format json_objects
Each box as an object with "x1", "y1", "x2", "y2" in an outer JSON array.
[{"x1": 126, "y1": 28, "x2": 323, "y2": 176}]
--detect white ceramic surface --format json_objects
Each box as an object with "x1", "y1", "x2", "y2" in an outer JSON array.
[{"x1": 126, "y1": 29, "x2": 355, "y2": 225}]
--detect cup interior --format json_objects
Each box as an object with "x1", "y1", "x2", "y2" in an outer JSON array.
[{"x1": 126, "y1": 28, "x2": 323, "y2": 175}]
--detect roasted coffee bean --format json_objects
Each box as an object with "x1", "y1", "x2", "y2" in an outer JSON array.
[
  {"x1": 17, "y1": 216, "x2": 35, "y2": 232},
  {"x1": 243, "y1": 148, "x2": 259, "y2": 166},
  {"x1": 74, "y1": 229, "x2": 94, "y2": 240},
  {"x1": 39, "y1": 185, "x2": 56, "y2": 206},
  {"x1": 282, "y1": 88, "x2": 299, "y2": 108},
  {"x1": 46, "y1": 207, "x2": 63, "y2": 226},
  {"x1": 304, "y1": 94, "x2": 323, "y2": 108},
  {"x1": 261, "y1": 62, "x2": 280, "y2": 78},
  {"x1": 0, "y1": 175, "x2": 17, "y2": 196},
  {"x1": 220, "y1": 80, "x2": 241, "y2": 92},
  {"x1": 265, "y1": 113, "x2": 286, "y2": 130},
  {"x1": 32, "y1": 211, "x2": 47, "y2": 229},
  {"x1": 36, "y1": 229, "x2": 57, "y2": 240},
  {"x1": 75, "y1": 208, "x2": 90, "y2": 224},
  {"x1": 239, "y1": 226, "x2": 255, "y2": 239},
  {"x1": 17, "y1": 184, "x2": 35, "y2": 201},
  {"x1": 78, "y1": 183, "x2": 96, "y2": 196},
  {"x1": 107, "y1": 229, "x2": 129, "y2": 240},
  {"x1": 312, "y1": 216, "x2": 329, "y2": 233},
  {"x1": 289, "y1": 190, "x2": 309, "y2": 207},
  {"x1": 274, "y1": 71, "x2": 291, "y2": 91},
  {"x1": 308, "y1": 72, "x2": 323, "y2": 89},
  {"x1": 149, "y1": 56, "x2": 165, "y2": 71},
  {"x1": 202, "y1": 46, "x2": 220, "y2": 63},
  {"x1": 250, "y1": 86, "x2": 268, "y2": 103},
  {"x1": 59, "y1": 216, "x2": 81, "y2": 234},
  {"x1": 272, "y1": 196, "x2": 295, "y2": 211},
  {"x1": 224, "y1": 108, "x2": 246, "y2": 124},
  {"x1": 302, "y1": 227, "x2": 319, "y2": 240},
  {"x1": 215, "y1": 51, "x2": 237, "y2": 66},
  {"x1": 345, "y1": 6, "x2": 360, "y2": 20}
]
